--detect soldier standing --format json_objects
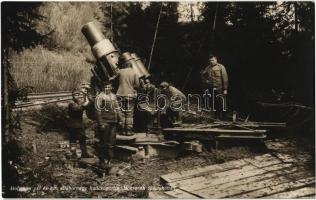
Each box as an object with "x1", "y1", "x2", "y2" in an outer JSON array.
[
  {"x1": 95, "y1": 84, "x2": 120, "y2": 169},
  {"x1": 201, "y1": 53, "x2": 229, "y2": 120},
  {"x1": 134, "y1": 77, "x2": 156, "y2": 132},
  {"x1": 68, "y1": 90, "x2": 92, "y2": 158},
  {"x1": 116, "y1": 52, "x2": 140, "y2": 136}
]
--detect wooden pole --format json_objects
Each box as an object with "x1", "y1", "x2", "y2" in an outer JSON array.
[
  {"x1": 190, "y1": 3, "x2": 194, "y2": 22},
  {"x1": 182, "y1": 3, "x2": 220, "y2": 90},
  {"x1": 110, "y1": 3, "x2": 113, "y2": 42},
  {"x1": 148, "y1": 3, "x2": 163, "y2": 71},
  {"x1": 2, "y1": 49, "x2": 10, "y2": 142},
  {"x1": 211, "y1": 2, "x2": 219, "y2": 45}
]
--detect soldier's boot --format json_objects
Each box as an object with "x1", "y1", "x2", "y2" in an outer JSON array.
[
  {"x1": 125, "y1": 113, "x2": 134, "y2": 136},
  {"x1": 80, "y1": 142, "x2": 93, "y2": 158},
  {"x1": 98, "y1": 158, "x2": 107, "y2": 169},
  {"x1": 106, "y1": 159, "x2": 112, "y2": 171},
  {"x1": 98, "y1": 159, "x2": 112, "y2": 176},
  {"x1": 81, "y1": 150, "x2": 93, "y2": 158},
  {"x1": 172, "y1": 111, "x2": 182, "y2": 127}
]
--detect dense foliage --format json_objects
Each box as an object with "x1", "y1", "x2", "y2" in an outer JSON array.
[
  {"x1": 112, "y1": 2, "x2": 314, "y2": 107},
  {"x1": 2, "y1": 2, "x2": 315, "y2": 102}
]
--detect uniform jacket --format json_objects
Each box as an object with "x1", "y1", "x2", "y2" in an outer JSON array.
[
  {"x1": 161, "y1": 86, "x2": 187, "y2": 109},
  {"x1": 201, "y1": 63, "x2": 228, "y2": 91},
  {"x1": 95, "y1": 91, "x2": 120, "y2": 124},
  {"x1": 116, "y1": 68, "x2": 140, "y2": 98},
  {"x1": 166, "y1": 86, "x2": 187, "y2": 101},
  {"x1": 68, "y1": 102, "x2": 84, "y2": 129}
]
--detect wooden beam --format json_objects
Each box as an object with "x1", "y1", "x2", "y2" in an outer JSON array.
[
  {"x1": 215, "y1": 134, "x2": 266, "y2": 139},
  {"x1": 148, "y1": 191, "x2": 174, "y2": 198},
  {"x1": 115, "y1": 145, "x2": 138, "y2": 153},
  {"x1": 13, "y1": 97, "x2": 83, "y2": 109},
  {"x1": 236, "y1": 177, "x2": 315, "y2": 198},
  {"x1": 264, "y1": 187, "x2": 316, "y2": 198},
  {"x1": 212, "y1": 121, "x2": 287, "y2": 128},
  {"x1": 165, "y1": 188, "x2": 200, "y2": 199},
  {"x1": 27, "y1": 92, "x2": 74, "y2": 100},
  {"x1": 163, "y1": 128, "x2": 267, "y2": 133},
  {"x1": 257, "y1": 102, "x2": 314, "y2": 111}
]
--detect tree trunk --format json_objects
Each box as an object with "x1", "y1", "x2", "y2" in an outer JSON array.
[{"x1": 2, "y1": 48, "x2": 10, "y2": 142}]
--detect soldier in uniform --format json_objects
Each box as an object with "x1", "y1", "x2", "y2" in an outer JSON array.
[
  {"x1": 68, "y1": 90, "x2": 92, "y2": 158},
  {"x1": 134, "y1": 77, "x2": 157, "y2": 132},
  {"x1": 200, "y1": 53, "x2": 229, "y2": 120},
  {"x1": 116, "y1": 53, "x2": 140, "y2": 136},
  {"x1": 160, "y1": 82, "x2": 186, "y2": 127},
  {"x1": 95, "y1": 84, "x2": 120, "y2": 168}
]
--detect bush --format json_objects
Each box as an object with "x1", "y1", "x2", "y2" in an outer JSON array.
[
  {"x1": 10, "y1": 46, "x2": 91, "y2": 92},
  {"x1": 36, "y1": 2, "x2": 107, "y2": 56},
  {"x1": 9, "y1": 2, "x2": 111, "y2": 93}
]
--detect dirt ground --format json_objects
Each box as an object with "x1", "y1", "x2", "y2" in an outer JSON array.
[{"x1": 10, "y1": 109, "x2": 315, "y2": 198}]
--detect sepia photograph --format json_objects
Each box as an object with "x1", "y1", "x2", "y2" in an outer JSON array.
[{"x1": 1, "y1": 1, "x2": 315, "y2": 198}]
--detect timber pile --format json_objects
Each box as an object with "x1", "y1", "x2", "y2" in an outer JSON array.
[
  {"x1": 163, "y1": 122, "x2": 286, "y2": 141},
  {"x1": 149, "y1": 153, "x2": 315, "y2": 198},
  {"x1": 13, "y1": 91, "x2": 82, "y2": 110},
  {"x1": 102, "y1": 121, "x2": 287, "y2": 161}
]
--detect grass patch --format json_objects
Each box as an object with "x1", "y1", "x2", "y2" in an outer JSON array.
[{"x1": 11, "y1": 46, "x2": 91, "y2": 92}]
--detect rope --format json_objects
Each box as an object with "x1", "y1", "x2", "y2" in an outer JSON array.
[
  {"x1": 211, "y1": 2, "x2": 219, "y2": 44},
  {"x1": 110, "y1": 3, "x2": 113, "y2": 42},
  {"x1": 182, "y1": 3, "x2": 219, "y2": 90},
  {"x1": 148, "y1": 3, "x2": 163, "y2": 71}
]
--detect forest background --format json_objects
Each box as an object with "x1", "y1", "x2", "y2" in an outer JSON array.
[{"x1": 2, "y1": 1, "x2": 315, "y2": 111}]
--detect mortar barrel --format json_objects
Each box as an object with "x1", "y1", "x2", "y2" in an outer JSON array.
[
  {"x1": 123, "y1": 52, "x2": 144, "y2": 79},
  {"x1": 81, "y1": 22, "x2": 105, "y2": 46},
  {"x1": 131, "y1": 53, "x2": 150, "y2": 78}
]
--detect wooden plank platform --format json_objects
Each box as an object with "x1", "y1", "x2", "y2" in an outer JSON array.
[
  {"x1": 163, "y1": 123, "x2": 267, "y2": 140},
  {"x1": 178, "y1": 122, "x2": 286, "y2": 129},
  {"x1": 212, "y1": 121, "x2": 287, "y2": 129},
  {"x1": 151, "y1": 153, "x2": 315, "y2": 198}
]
